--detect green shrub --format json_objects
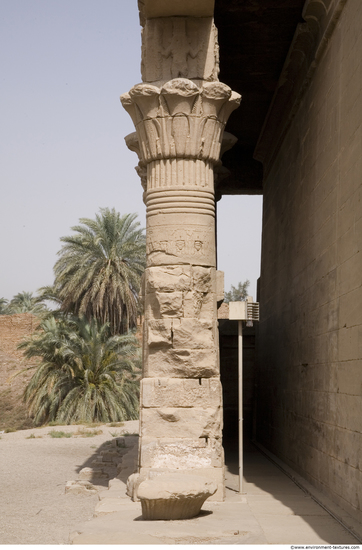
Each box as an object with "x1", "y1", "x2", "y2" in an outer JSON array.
[
  {"x1": 75, "y1": 428, "x2": 103, "y2": 437},
  {"x1": 48, "y1": 430, "x2": 73, "y2": 438},
  {"x1": 81, "y1": 422, "x2": 102, "y2": 428}
]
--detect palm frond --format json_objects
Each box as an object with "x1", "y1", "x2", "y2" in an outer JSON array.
[
  {"x1": 20, "y1": 315, "x2": 140, "y2": 425},
  {"x1": 53, "y1": 209, "x2": 145, "y2": 334}
]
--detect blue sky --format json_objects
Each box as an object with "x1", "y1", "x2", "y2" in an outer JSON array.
[{"x1": 0, "y1": 0, "x2": 262, "y2": 302}]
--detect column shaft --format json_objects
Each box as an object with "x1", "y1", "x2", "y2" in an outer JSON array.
[{"x1": 121, "y1": 16, "x2": 240, "y2": 502}]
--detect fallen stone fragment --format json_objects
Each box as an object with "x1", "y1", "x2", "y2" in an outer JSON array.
[
  {"x1": 98, "y1": 482, "x2": 127, "y2": 501},
  {"x1": 65, "y1": 480, "x2": 98, "y2": 495},
  {"x1": 79, "y1": 467, "x2": 109, "y2": 480},
  {"x1": 137, "y1": 473, "x2": 217, "y2": 520},
  {"x1": 108, "y1": 477, "x2": 125, "y2": 489},
  {"x1": 91, "y1": 460, "x2": 104, "y2": 467},
  {"x1": 99, "y1": 450, "x2": 121, "y2": 462},
  {"x1": 126, "y1": 472, "x2": 146, "y2": 501}
]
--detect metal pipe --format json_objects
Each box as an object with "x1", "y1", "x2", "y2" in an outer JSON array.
[{"x1": 238, "y1": 319, "x2": 243, "y2": 493}]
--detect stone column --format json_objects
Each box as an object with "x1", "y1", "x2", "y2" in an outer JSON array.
[{"x1": 121, "y1": 12, "x2": 240, "y2": 502}]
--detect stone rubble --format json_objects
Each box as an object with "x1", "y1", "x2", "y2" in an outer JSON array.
[{"x1": 65, "y1": 436, "x2": 139, "y2": 506}]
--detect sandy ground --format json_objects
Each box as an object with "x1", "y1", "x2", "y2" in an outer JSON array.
[{"x1": 0, "y1": 420, "x2": 139, "y2": 544}]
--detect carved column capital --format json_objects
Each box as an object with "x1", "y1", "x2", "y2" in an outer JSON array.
[{"x1": 121, "y1": 79, "x2": 240, "y2": 168}]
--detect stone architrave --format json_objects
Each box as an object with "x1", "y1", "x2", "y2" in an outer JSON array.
[{"x1": 121, "y1": 7, "x2": 240, "y2": 503}]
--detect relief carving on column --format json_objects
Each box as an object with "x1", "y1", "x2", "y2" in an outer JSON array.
[
  {"x1": 146, "y1": 226, "x2": 212, "y2": 259},
  {"x1": 141, "y1": 17, "x2": 219, "y2": 83}
]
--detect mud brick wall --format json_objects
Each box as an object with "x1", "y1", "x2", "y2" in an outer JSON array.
[{"x1": 0, "y1": 314, "x2": 39, "y2": 359}]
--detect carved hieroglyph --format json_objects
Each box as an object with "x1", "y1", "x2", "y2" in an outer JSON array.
[{"x1": 121, "y1": 13, "x2": 240, "y2": 502}]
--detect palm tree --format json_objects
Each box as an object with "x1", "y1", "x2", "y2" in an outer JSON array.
[
  {"x1": 36, "y1": 285, "x2": 63, "y2": 308},
  {"x1": 0, "y1": 298, "x2": 9, "y2": 314},
  {"x1": 35, "y1": 285, "x2": 64, "y2": 320},
  {"x1": 53, "y1": 209, "x2": 146, "y2": 334},
  {"x1": 18, "y1": 316, "x2": 141, "y2": 425},
  {"x1": 7, "y1": 291, "x2": 48, "y2": 315}
]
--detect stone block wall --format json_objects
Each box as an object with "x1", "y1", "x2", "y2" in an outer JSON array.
[{"x1": 257, "y1": 0, "x2": 362, "y2": 524}]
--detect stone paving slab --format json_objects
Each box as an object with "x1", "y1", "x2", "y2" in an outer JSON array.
[
  {"x1": 243, "y1": 475, "x2": 302, "y2": 496},
  {"x1": 71, "y1": 489, "x2": 359, "y2": 545},
  {"x1": 71, "y1": 444, "x2": 362, "y2": 545},
  {"x1": 246, "y1": 494, "x2": 330, "y2": 516},
  {"x1": 255, "y1": 513, "x2": 358, "y2": 545},
  {"x1": 71, "y1": 499, "x2": 268, "y2": 545}
]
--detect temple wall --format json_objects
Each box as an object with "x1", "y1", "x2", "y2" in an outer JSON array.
[{"x1": 257, "y1": 0, "x2": 362, "y2": 523}]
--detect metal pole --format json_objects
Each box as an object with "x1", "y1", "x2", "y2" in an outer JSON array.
[{"x1": 238, "y1": 319, "x2": 243, "y2": 493}]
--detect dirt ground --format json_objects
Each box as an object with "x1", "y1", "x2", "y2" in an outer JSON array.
[
  {"x1": 0, "y1": 421, "x2": 139, "y2": 544},
  {"x1": 0, "y1": 313, "x2": 142, "y2": 544}
]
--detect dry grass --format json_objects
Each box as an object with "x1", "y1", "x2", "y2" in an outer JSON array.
[
  {"x1": 74, "y1": 428, "x2": 103, "y2": 437},
  {"x1": 46, "y1": 428, "x2": 103, "y2": 439},
  {"x1": 108, "y1": 422, "x2": 125, "y2": 428},
  {"x1": 48, "y1": 430, "x2": 73, "y2": 438}
]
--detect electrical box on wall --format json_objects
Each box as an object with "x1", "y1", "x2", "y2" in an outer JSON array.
[{"x1": 229, "y1": 299, "x2": 260, "y2": 321}]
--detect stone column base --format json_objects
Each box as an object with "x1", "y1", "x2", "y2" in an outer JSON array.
[{"x1": 127, "y1": 467, "x2": 225, "y2": 502}]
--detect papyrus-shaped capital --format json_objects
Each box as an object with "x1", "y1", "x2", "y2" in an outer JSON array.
[
  {"x1": 122, "y1": 79, "x2": 240, "y2": 167},
  {"x1": 129, "y1": 84, "x2": 161, "y2": 119},
  {"x1": 161, "y1": 79, "x2": 199, "y2": 116}
]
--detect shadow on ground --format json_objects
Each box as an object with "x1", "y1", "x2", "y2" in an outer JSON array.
[
  {"x1": 75, "y1": 435, "x2": 139, "y2": 487},
  {"x1": 224, "y1": 438, "x2": 359, "y2": 544}
]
